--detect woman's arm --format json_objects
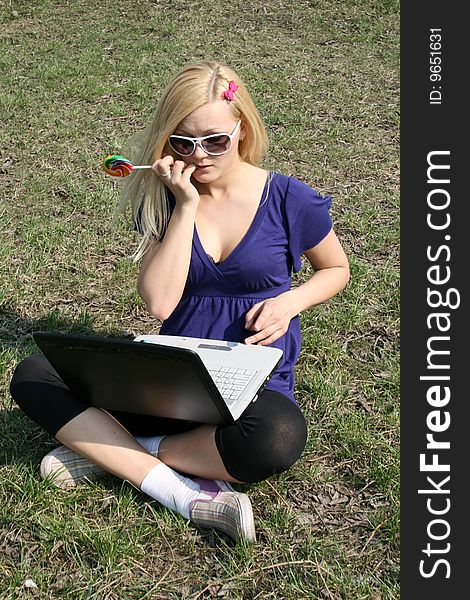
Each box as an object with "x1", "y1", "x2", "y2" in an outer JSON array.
[
  {"x1": 137, "y1": 202, "x2": 199, "y2": 320},
  {"x1": 244, "y1": 230, "x2": 350, "y2": 345},
  {"x1": 285, "y1": 229, "x2": 350, "y2": 315},
  {"x1": 137, "y1": 159, "x2": 199, "y2": 321}
]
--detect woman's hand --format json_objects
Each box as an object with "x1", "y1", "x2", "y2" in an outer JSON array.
[
  {"x1": 152, "y1": 156, "x2": 199, "y2": 207},
  {"x1": 244, "y1": 293, "x2": 295, "y2": 346}
]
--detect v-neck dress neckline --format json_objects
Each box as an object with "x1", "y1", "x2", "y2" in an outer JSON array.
[{"x1": 193, "y1": 172, "x2": 272, "y2": 273}]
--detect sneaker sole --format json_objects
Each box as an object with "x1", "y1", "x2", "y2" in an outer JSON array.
[{"x1": 234, "y1": 492, "x2": 256, "y2": 543}]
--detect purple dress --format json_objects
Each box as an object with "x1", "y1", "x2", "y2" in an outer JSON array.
[{"x1": 141, "y1": 172, "x2": 332, "y2": 403}]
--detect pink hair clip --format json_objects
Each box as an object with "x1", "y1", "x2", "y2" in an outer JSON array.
[{"x1": 221, "y1": 80, "x2": 238, "y2": 101}]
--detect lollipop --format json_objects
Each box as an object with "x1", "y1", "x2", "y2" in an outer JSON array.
[{"x1": 102, "y1": 155, "x2": 152, "y2": 177}]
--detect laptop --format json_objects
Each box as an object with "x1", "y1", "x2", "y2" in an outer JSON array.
[{"x1": 33, "y1": 332, "x2": 283, "y2": 424}]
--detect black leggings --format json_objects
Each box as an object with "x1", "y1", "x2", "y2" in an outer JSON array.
[{"x1": 10, "y1": 354, "x2": 308, "y2": 483}]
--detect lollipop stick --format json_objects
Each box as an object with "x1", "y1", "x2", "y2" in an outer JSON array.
[{"x1": 132, "y1": 165, "x2": 153, "y2": 170}]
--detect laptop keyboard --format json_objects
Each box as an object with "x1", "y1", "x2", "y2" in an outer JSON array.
[{"x1": 207, "y1": 366, "x2": 257, "y2": 407}]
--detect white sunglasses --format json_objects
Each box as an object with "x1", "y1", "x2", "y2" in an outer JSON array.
[{"x1": 168, "y1": 121, "x2": 241, "y2": 157}]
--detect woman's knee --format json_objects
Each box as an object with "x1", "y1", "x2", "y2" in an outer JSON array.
[
  {"x1": 10, "y1": 354, "x2": 52, "y2": 404},
  {"x1": 254, "y1": 400, "x2": 307, "y2": 477},
  {"x1": 9, "y1": 353, "x2": 86, "y2": 437},
  {"x1": 216, "y1": 392, "x2": 308, "y2": 483}
]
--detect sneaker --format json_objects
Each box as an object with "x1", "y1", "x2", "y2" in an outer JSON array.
[
  {"x1": 189, "y1": 482, "x2": 256, "y2": 543},
  {"x1": 40, "y1": 445, "x2": 106, "y2": 488}
]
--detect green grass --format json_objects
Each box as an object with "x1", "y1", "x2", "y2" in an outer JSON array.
[{"x1": 1, "y1": 0, "x2": 399, "y2": 597}]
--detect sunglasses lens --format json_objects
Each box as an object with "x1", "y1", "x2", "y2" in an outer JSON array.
[
  {"x1": 201, "y1": 134, "x2": 231, "y2": 155},
  {"x1": 169, "y1": 137, "x2": 195, "y2": 156}
]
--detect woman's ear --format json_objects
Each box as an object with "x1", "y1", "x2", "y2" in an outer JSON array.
[{"x1": 240, "y1": 122, "x2": 247, "y2": 141}]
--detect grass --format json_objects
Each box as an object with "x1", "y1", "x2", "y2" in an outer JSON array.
[{"x1": 1, "y1": 0, "x2": 399, "y2": 598}]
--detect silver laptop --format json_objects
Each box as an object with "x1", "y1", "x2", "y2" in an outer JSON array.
[
  {"x1": 33, "y1": 332, "x2": 283, "y2": 424},
  {"x1": 134, "y1": 334, "x2": 282, "y2": 419}
]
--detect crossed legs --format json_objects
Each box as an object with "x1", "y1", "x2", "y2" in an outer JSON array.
[
  {"x1": 53, "y1": 407, "x2": 236, "y2": 487},
  {"x1": 9, "y1": 353, "x2": 307, "y2": 542},
  {"x1": 10, "y1": 353, "x2": 307, "y2": 485}
]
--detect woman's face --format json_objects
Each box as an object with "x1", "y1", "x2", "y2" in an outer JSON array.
[{"x1": 168, "y1": 101, "x2": 244, "y2": 184}]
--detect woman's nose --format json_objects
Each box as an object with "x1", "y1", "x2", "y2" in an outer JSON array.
[{"x1": 193, "y1": 142, "x2": 209, "y2": 158}]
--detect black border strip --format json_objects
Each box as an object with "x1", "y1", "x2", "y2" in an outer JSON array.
[{"x1": 401, "y1": 4, "x2": 466, "y2": 597}]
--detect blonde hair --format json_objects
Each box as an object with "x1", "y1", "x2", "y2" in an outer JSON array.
[{"x1": 115, "y1": 60, "x2": 269, "y2": 261}]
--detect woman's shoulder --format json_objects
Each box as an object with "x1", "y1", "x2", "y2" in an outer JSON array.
[
  {"x1": 261, "y1": 170, "x2": 333, "y2": 271},
  {"x1": 268, "y1": 171, "x2": 324, "y2": 200},
  {"x1": 269, "y1": 172, "x2": 333, "y2": 216},
  {"x1": 269, "y1": 171, "x2": 319, "y2": 192}
]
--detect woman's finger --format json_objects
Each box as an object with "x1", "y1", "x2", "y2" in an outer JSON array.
[
  {"x1": 245, "y1": 302, "x2": 264, "y2": 329},
  {"x1": 248, "y1": 308, "x2": 273, "y2": 332},
  {"x1": 182, "y1": 163, "x2": 196, "y2": 181},
  {"x1": 256, "y1": 330, "x2": 284, "y2": 346},
  {"x1": 245, "y1": 322, "x2": 281, "y2": 345},
  {"x1": 152, "y1": 157, "x2": 173, "y2": 178},
  {"x1": 171, "y1": 160, "x2": 186, "y2": 179}
]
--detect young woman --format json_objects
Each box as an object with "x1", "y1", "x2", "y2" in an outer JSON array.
[{"x1": 10, "y1": 60, "x2": 349, "y2": 544}]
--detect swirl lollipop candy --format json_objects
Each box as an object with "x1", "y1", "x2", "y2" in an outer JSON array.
[
  {"x1": 102, "y1": 155, "x2": 133, "y2": 176},
  {"x1": 102, "y1": 155, "x2": 152, "y2": 177}
]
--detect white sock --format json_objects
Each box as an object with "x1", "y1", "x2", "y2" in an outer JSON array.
[
  {"x1": 140, "y1": 463, "x2": 211, "y2": 519},
  {"x1": 134, "y1": 435, "x2": 164, "y2": 457}
]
